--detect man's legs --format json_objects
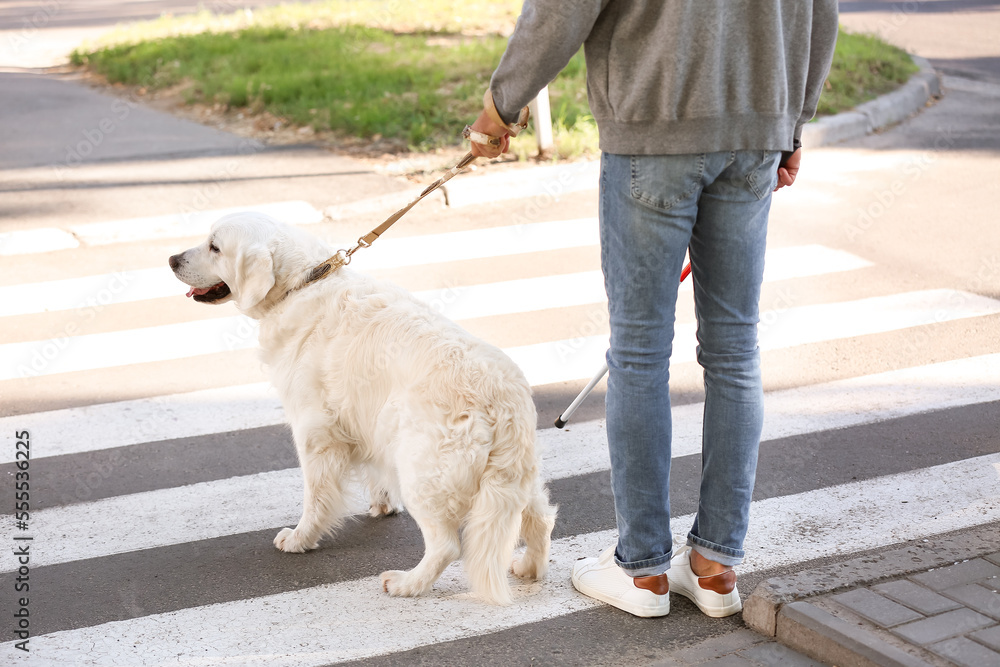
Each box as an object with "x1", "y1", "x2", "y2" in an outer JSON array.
[
  {"x1": 686, "y1": 150, "x2": 779, "y2": 565},
  {"x1": 599, "y1": 152, "x2": 705, "y2": 576},
  {"x1": 574, "y1": 150, "x2": 779, "y2": 617},
  {"x1": 570, "y1": 151, "x2": 706, "y2": 618}
]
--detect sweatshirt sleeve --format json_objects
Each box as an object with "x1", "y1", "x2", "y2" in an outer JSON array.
[
  {"x1": 489, "y1": 0, "x2": 608, "y2": 123},
  {"x1": 795, "y1": 0, "x2": 840, "y2": 148}
]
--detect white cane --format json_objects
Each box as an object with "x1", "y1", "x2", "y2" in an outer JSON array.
[{"x1": 554, "y1": 262, "x2": 692, "y2": 428}]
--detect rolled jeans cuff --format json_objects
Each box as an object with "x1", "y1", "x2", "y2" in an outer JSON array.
[
  {"x1": 687, "y1": 534, "x2": 744, "y2": 568},
  {"x1": 614, "y1": 550, "x2": 672, "y2": 578}
]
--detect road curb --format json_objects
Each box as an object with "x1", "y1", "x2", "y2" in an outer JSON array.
[
  {"x1": 801, "y1": 55, "x2": 941, "y2": 148},
  {"x1": 743, "y1": 522, "x2": 1000, "y2": 664}
]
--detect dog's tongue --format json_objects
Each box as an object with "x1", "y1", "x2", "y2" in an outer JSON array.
[{"x1": 186, "y1": 282, "x2": 223, "y2": 298}]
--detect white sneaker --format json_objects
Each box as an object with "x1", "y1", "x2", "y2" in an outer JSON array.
[
  {"x1": 571, "y1": 546, "x2": 670, "y2": 617},
  {"x1": 667, "y1": 546, "x2": 742, "y2": 618}
]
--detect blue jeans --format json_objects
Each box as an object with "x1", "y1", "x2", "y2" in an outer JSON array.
[{"x1": 600, "y1": 150, "x2": 780, "y2": 576}]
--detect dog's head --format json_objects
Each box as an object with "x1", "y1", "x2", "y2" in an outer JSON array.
[{"x1": 169, "y1": 212, "x2": 321, "y2": 314}]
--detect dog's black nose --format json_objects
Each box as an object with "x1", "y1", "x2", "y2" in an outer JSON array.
[{"x1": 168, "y1": 254, "x2": 181, "y2": 270}]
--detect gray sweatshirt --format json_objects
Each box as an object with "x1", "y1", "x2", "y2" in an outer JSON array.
[{"x1": 490, "y1": 0, "x2": 839, "y2": 154}]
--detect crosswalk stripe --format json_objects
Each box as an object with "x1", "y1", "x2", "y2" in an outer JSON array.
[
  {"x1": 0, "y1": 242, "x2": 868, "y2": 319},
  {"x1": 2, "y1": 317, "x2": 258, "y2": 382},
  {"x1": 5, "y1": 288, "x2": 996, "y2": 384},
  {"x1": 330, "y1": 217, "x2": 600, "y2": 270},
  {"x1": 0, "y1": 202, "x2": 324, "y2": 258},
  {"x1": 507, "y1": 288, "x2": 1000, "y2": 386},
  {"x1": 8, "y1": 350, "x2": 1000, "y2": 465},
  {"x1": 10, "y1": 453, "x2": 999, "y2": 664},
  {"x1": 0, "y1": 227, "x2": 79, "y2": 256},
  {"x1": 0, "y1": 217, "x2": 599, "y2": 317},
  {"x1": 70, "y1": 200, "x2": 325, "y2": 246},
  {"x1": 8, "y1": 349, "x2": 1000, "y2": 567},
  {"x1": 410, "y1": 244, "x2": 872, "y2": 323},
  {"x1": 0, "y1": 382, "x2": 280, "y2": 463}
]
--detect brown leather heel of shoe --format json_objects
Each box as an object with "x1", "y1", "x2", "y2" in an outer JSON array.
[
  {"x1": 634, "y1": 573, "x2": 670, "y2": 595},
  {"x1": 697, "y1": 570, "x2": 736, "y2": 595}
]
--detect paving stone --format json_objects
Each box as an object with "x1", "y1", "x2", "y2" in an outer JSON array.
[
  {"x1": 985, "y1": 552, "x2": 1000, "y2": 567},
  {"x1": 970, "y1": 625, "x2": 1000, "y2": 652},
  {"x1": 910, "y1": 559, "x2": 1000, "y2": 592},
  {"x1": 779, "y1": 601, "x2": 934, "y2": 667},
  {"x1": 739, "y1": 641, "x2": 826, "y2": 666},
  {"x1": 833, "y1": 587, "x2": 925, "y2": 627},
  {"x1": 942, "y1": 583, "x2": 1000, "y2": 620},
  {"x1": 928, "y1": 636, "x2": 1000, "y2": 667},
  {"x1": 874, "y1": 580, "x2": 964, "y2": 616},
  {"x1": 892, "y1": 608, "x2": 995, "y2": 645}
]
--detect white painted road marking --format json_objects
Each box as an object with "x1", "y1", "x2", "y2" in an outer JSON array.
[
  {"x1": 7, "y1": 349, "x2": 1000, "y2": 568},
  {"x1": 0, "y1": 202, "x2": 323, "y2": 258},
  {"x1": 5, "y1": 288, "x2": 994, "y2": 384},
  {"x1": 508, "y1": 288, "x2": 1000, "y2": 386},
  {"x1": 0, "y1": 227, "x2": 79, "y2": 256},
  {"x1": 0, "y1": 242, "x2": 869, "y2": 318},
  {"x1": 5, "y1": 350, "x2": 1000, "y2": 468},
  {"x1": 7, "y1": 454, "x2": 999, "y2": 664},
  {"x1": 68, "y1": 200, "x2": 324, "y2": 246}
]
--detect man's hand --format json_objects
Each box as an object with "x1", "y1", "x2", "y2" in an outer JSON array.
[
  {"x1": 469, "y1": 109, "x2": 510, "y2": 158},
  {"x1": 774, "y1": 148, "x2": 801, "y2": 191}
]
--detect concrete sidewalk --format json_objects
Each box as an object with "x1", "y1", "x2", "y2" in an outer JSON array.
[{"x1": 744, "y1": 523, "x2": 1000, "y2": 667}]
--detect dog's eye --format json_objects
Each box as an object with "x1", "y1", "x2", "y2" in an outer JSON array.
[{"x1": 210, "y1": 243, "x2": 220, "y2": 254}]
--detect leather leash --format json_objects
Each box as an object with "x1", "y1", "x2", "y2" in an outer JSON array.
[{"x1": 297, "y1": 106, "x2": 530, "y2": 290}]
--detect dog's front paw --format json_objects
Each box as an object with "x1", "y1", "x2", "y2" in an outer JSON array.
[
  {"x1": 273, "y1": 527, "x2": 317, "y2": 553},
  {"x1": 511, "y1": 554, "x2": 547, "y2": 580},
  {"x1": 380, "y1": 570, "x2": 426, "y2": 597},
  {"x1": 368, "y1": 501, "x2": 397, "y2": 518}
]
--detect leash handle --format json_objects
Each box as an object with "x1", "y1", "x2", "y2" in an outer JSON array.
[
  {"x1": 301, "y1": 106, "x2": 527, "y2": 288},
  {"x1": 302, "y1": 152, "x2": 479, "y2": 286}
]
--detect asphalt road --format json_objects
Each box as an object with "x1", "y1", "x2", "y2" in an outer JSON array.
[{"x1": 1, "y1": 1, "x2": 999, "y2": 665}]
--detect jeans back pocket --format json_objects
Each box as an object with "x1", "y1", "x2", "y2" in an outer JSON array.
[
  {"x1": 745, "y1": 151, "x2": 782, "y2": 200},
  {"x1": 629, "y1": 154, "x2": 706, "y2": 212}
]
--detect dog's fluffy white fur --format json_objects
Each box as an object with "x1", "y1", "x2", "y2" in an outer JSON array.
[{"x1": 169, "y1": 212, "x2": 556, "y2": 604}]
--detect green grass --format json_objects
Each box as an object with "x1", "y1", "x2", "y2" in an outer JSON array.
[
  {"x1": 819, "y1": 30, "x2": 918, "y2": 116},
  {"x1": 71, "y1": 5, "x2": 918, "y2": 157},
  {"x1": 74, "y1": 25, "x2": 509, "y2": 148}
]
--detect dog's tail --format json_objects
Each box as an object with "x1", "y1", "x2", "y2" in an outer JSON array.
[
  {"x1": 462, "y1": 397, "x2": 557, "y2": 605},
  {"x1": 461, "y1": 465, "x2": 525, "y2": 605}
]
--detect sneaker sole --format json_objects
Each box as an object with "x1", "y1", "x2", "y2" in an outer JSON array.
[
  {"x1": 571, "y1": 572, "x2": 671, "y2": 618},
  {"x1": 670, "y1": 581, "x2": 742, "y2": 618}
]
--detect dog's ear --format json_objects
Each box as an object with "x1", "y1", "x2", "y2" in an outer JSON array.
[{"x1": 233, "y1": 243, "x2": 275, "y2": 311}]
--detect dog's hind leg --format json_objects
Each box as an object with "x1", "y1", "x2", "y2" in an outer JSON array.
[
  {"x1": 378, "y1": 421, "x2": 464, "y2": 597},
  {"x1": 274, "y1": 441, "x2": 351, "y2": 553},
  {"x1": 380, "y1": 507, "x2": 461, "y2": 598},
  {"x1": 512, "y1": 481, "x2": 557, "y2": 581}
]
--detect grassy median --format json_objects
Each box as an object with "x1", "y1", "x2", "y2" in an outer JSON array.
[{"x1": 72, "y1": 2, "x2": 917, "y2": 158}]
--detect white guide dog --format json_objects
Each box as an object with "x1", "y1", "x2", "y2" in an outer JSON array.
[{"x1": 169, "y1": 212, "x2": 556, "y2": 604}]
